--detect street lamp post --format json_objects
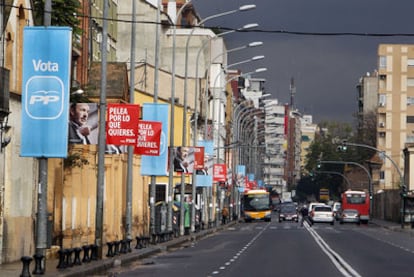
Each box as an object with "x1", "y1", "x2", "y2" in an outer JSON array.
[
  {"x1": 318, "y1": 160, "x2": 373, "y2": 217},
  {"x1": 314, "y1": 170, "x2": 352, "y2": 188},
  {"x1": 212, "y1": 54, "x2": 264, "y2": 164},
  {"x1": 340, "y1": 141, "x2": 406, "y2": 228},
  {"x1": 190, "y1": 25, "x2": 259, "y2": 233},
  {"x1": 180, "y1": 4, "x2": 256, "y2": 236},
  {"x1": 167, "y1": 0, "x2": 193, "y2": 238}
]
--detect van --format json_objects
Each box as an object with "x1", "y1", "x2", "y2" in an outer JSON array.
[
  {"x1": 332, "y1": 202, "x2": 341, "y2": 220},
  {"x1": 308, "y1": 202, "x2": 323, "y2": 214}
]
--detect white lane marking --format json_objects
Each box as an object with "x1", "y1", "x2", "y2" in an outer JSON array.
[
  {"x1": 209, "y1": 222, "x2": 270, "y2": 276},
  {"x1": 306, "y1": 224, "x2": 362, "y2": 277}
]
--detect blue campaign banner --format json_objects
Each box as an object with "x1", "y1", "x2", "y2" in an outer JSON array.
[
  {"x1": 21, "y1": 27, "x2": 72, "y2": 157},
  {"x1": 196, "y1": 174, "x2": 213, "y2": 187},
  {"x1": 248, "y1": 173, "x2": 255, "y2": 181},
  {"x1": 141, "y1": 103, "x2": 169, "y2": 176},
  {"x1": 197, "y1": 140, "x2": 214, "y2": 155},
  {"x1": 236, "y1": 165, "x2": 246, "y2": 192}
]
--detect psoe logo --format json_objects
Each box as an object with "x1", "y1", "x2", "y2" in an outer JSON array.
[{"x1": 25, "y1": 76, "x2": 64, "y2": 120}]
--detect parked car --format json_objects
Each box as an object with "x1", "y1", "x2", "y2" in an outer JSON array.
[
  {"x1": 339, "y1": 209, "x2": 360, "y2": 224},
  {"x1": 332, "y1": 202, "x2": 342, "y2": 221},
  {"x1": 279, "y1": 204, "x2": 298, "y2": 222},
  {"x1": 309, "y1": 205, "x2": 334, "y2": 225}
]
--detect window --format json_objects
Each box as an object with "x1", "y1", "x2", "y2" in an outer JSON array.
[
  {"x1": 379, "y1": 56, "x2": 386, "y2": 68},
  {"x1": 346, "y1": 195, "x2": 366, "y2": 204},
  {"x1": 407, "y1": 78, "x2": 414, "y2": 87},
  {"x1": 408, "y1": 97, "x2": 414, "y2": 106},
  {"x1": 150, "y1": 184, "x2": 166, "y2": 203},
  {"x1": 408, "y1": 59, "x2": 414, "y2": 66},
  {"x1": 407, "y1": 116, "x2": 414, "y2": 124},
  {"x1": 379, "y1": 94, "x2": 386, "y2": 107},
  {"x1": 379, "y1": 75, "x2": 387, "y2": 90}
]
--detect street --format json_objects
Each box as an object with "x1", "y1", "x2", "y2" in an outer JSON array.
[{"x1": 105, "y1": 213, "x2": 414, "y2": 277}]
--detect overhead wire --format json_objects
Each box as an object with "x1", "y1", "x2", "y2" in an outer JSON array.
[{"x1": 3, "y1": 2, "x2": 414, "y2": 37}]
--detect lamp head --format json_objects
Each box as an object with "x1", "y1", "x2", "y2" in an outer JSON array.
[
  {"x1": 239, "y1": 4, "x2": 256, "y2": 11},
  {"x1": 241, "y1": 23, "x2": 259, "y2": 30},
  {"x1": 255, "y1": 68, "x2": 267, "y2": 73},
  {"x1": 252, "y1": 55, "x2": 265, "y2": 61},
  {"x1": 248, "y1": 41, "x2": 263, "y2": 47},
  {"x1": 71, "y1": 89, "x2": 84, "y2": 95}
]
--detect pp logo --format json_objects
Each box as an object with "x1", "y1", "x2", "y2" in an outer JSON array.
[
  {"x1": 159, "y1": 131, "x2": 167, "y2": 155},
  {"x1": 25, "y1": 76, "x2": 64, "y2": 119}
]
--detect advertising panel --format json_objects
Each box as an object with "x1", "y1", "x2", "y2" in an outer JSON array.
[
  {"x1": 140, "y1": 103, "x2": 169, "y2": 176},
  {"x1": 106, "y1": 103, "x2": 140, "y2": 145},
  {"x1": 213, "y1": 164, "x2": 227, "y2": 182},
  {"x1": 21, "y1": 27, "x2": 72, "y2": 157},
  {"x1": 68, "y1": 103, "x2": 98, "y2": 145},
  {"x1": 172, "y1": 146, "x2": 204, "y2": 174},
  {"x1": 237, "y1": 165, "x2": 246, "y2": 192},
  {"x1": 135, "y1": 120, "x2": 162, "y2": 156}
]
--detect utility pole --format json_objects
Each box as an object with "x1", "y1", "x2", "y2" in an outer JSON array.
[
  {"x1": 290, "y1": 77, "x2": 295, "y2": 110},
  {"x1": 95, "y1": 0, "x2": 109, "y2": 258},
  {"x1": 150, "y1": 0, "x2": 161, "y2": 237},
  {"x1": 33, "y1": 1, "x2": 52, "y2": 274},
  {"x1": 125, "y1": 0, "x2": 137, "y2": 243}
]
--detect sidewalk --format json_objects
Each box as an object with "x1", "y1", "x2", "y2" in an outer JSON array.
[
  {"x1": 0, "y1": 223, "x2": 232, "y2": 277},
  {"x1": 370, "y1": 218, "x2": 414, "y2": 234}
]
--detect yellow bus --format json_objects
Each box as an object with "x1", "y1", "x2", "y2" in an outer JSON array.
[{"x1": 242, "y1": 189, "x2": 272, "y2": 222}]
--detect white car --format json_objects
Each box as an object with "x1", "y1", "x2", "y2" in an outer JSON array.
[{"x1": 309, "y1": 205, "x2": 334, "y2": 225}]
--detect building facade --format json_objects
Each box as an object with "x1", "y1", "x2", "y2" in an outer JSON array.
[
  {"x1": 263, "y1": 99, "x2": 286, "y2": 192},
  {"x1": 377, "y1": 44, "x2": 414, "y2": 190}
]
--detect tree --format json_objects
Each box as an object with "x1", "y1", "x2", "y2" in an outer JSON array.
[
  {"x1": 32, "y1": 0, "x2": 82, "y2": 37},
  {"x1": 354, "y1": 110, "x2": 377, "y2": 162},
  {"x1": 301, "y1": 121, "x2": 355, "y2": 199}
]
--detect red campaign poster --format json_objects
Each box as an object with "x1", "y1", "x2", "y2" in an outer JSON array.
[
  {"x1": 134, "y1": 120, "x2": 162, "y2": 156},
  {"x1": 244, "y1": 177, "x2": 255, "y2": 192},
  {"x1": 193, "y1": 146, "x2": 205, "y2": 171},
  {"x1": 213, "y1": 164, "x2": 227, "y2": 182},
  {"x1": 106, "y1": 103, "x2": 140, "y2": 145}
]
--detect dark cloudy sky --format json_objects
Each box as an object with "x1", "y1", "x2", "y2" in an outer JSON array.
[{"x1": 192, "y1": 0, "x2": 414, "y2": 124}]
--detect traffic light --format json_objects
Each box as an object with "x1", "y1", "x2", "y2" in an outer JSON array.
[
  {"x1": 336, "y1": 144, "x2": 347, "y2": 152},
  {"x1": 401, "y1": 185, "x2": 408, "y2": 197},
  {"x1": 336, "y1": 140, "x2": 347, "y2": 152}
]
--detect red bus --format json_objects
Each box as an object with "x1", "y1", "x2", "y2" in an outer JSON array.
[{"x1": 341, "y1": 190, "x2": 370, "y2": 223}]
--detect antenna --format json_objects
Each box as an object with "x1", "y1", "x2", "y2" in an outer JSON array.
[{"x1": 290, "y1": 77, "x2": 296, "y2": 109}]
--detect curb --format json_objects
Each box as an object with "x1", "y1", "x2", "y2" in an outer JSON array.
[{"x1": 53, "y1": 224, "x2": 230, "y2": 277}]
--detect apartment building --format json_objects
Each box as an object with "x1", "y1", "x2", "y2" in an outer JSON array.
[
  {"x1": 356, "y1": 71, "x2": 379, "y2": 130},
  {"x1": 263, "y1": 99, "x2": 286, "y2": 192},
  {"x1": 300, "y1": 115, "x2": 317, "y2": 175},
  {"x1": 377, "y1": 44, "x2": 414, "y2": 190}
]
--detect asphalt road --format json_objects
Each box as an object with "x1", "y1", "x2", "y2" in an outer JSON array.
[{"x1": 108, "y1": 213, "x2": 414, "y2": 277}]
